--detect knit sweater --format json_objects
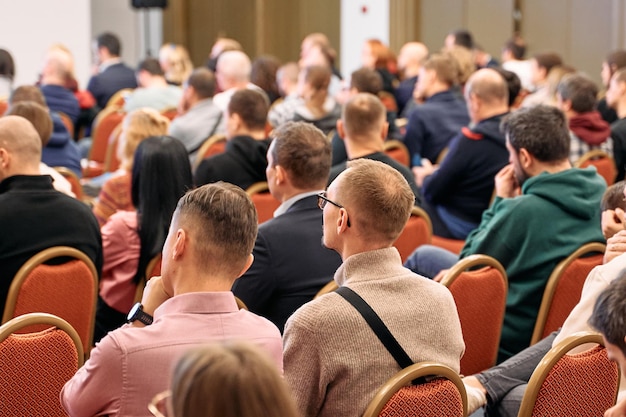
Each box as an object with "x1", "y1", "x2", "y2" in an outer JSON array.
[{"x1": 283, "y1": 247, "x2": 464, "y2": 417}]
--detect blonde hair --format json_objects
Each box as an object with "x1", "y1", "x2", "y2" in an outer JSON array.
[
  {"x1": 445, "y1": 46, "x2": 475, "y2": 85},
  {"x1": 118, "y1": 108, "x2": 169, "y2": 170},
  {"x1": 171, "y1": 342, "x2": 298, "y2": 417},
  {"x1": 159, "y1": 43, "x2": 193, "y2": 86}
]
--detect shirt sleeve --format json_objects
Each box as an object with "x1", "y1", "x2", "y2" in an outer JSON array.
[{"x1": 422, "y1": 134, "x2": 465, "y2": 204}]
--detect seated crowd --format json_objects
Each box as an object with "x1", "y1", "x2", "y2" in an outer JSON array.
[{"x1": 3, "y1": 27, "x2": 626, "y2": 417}]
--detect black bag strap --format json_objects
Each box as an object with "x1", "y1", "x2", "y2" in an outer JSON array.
[{"x1": 336, "y1": 286, "x2": 413, "y2": 369}]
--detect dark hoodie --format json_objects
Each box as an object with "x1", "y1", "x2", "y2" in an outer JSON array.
[
  {"x1": 461, "y1": 167, "x2": 606, "y2": 362},
  {"x1": 41, "y1": 112, "x2": 82, "y2": 177},
  {"x1": 569, "y1": 111, "x2": 611, "y2": 146}
]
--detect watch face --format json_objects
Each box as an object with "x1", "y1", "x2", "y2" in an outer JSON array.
[{"x1": 127, "y1": 303, "x2": 142, "y2": 322}]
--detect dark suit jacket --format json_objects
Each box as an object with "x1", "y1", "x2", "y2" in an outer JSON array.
[
  {"x1": 87, "y1": 62, "x2": 138, "y2": 109},
  {"x1": 232, "y1": 195, "x2": 342, "y2": 332}
]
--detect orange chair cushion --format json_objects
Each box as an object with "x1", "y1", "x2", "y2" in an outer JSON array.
[
  {"x1": 251, "y1": 192, "x2": 280, "y2": 224},
  {"x1": 394, "y1": 216, "x2": 431, "y2": 262},
  {"x1": 379, "y1": 378, "x2": 464, "y2": 417}
]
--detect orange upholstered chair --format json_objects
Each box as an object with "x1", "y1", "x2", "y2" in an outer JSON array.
[
  {"x1": 133, "y1": 254, "x2": 163, "y2": 304},
  {"x1": 574, "y1": 149, "x2": 617, "y2": 186},
  {"x1": 383, "y1": 139, "x2": 410, "y2": 167},
  {"x1": 193, "y1": 134, "x2": 227, "y2": 171},
  {"x1": 161, "y1": 107, "x2": 178, "y2": 121},
  {"x1": 105, "y1": 88, "x2": 134, "y2": 109},
  {"x1": 84, "y1": 107, "x2": 125, "y2": 178},
  {"x1": 103, "y1": 123, "x2": 123, "y2": 173},
  {"x1": 53, "y1": 166, "x2": 84, "y2": 201},
  {"x1": 2, "y1": 246, "x2": 98, "y2": 356},
  {"x1": 517, "y1": 331, "x2": 619, "y2": 417},
  {"x1": 0, "y1": 99, "x2": 8, "y2": 115},
  {"x1": 394, "y1": 206, "x2": 432, "y2": 262},
  {"x1": 431, "y1": 235, "x2": 466, "y2": 254},
  {"x1": 246, "y1": 181, "x2": 281, "y2": 224},
  {"x1": 362, "y1": 362, "x2": 467, "y2": 417},
  {"x1": 58, "y1": 111, "x2": 74, "y2": 138},
  {"x1": 530, "y1": 242, "x2": 605, "y2": 345},
  {"x1": 440, "y1": 254, "x2": 508, "y2": 375},
  {"x1": 0, "y1": 312, "x2": 83, "y2": 417}
]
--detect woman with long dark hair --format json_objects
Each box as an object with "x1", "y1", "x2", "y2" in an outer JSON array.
[{"x1": 95, "y1": 135, "x2": 193, "y2": 342}]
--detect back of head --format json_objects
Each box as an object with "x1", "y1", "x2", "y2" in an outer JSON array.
[
  {"x1": 465, "y1": 68, "x2": 509, "y2": 106},
  {"x1": 187, "y1": 67, "x2": 216, "y2": 99},
  {"x1": 10, "y1": 85, "x2": 47, "y2": 107},
  {"x1": 251, "y1": 55, "x2": 281, "y2": 100},
  {"x1": 445, "y1": 46, "x2": 475, "y2": 85},
  {"x1": 175, "y1": 182, "x2": 258, "y2": 276},
  {"x1": 491, "y1": 67, "x2": 521, "y2": 107},
  {"x1": 336, "y1": 159, "x2": 414, "y2": 243},
  {"x1": 450, "y1": 29, "x2": 474, "y2": 49},
  {"x1": 342, "y1": 92, "x2": 385, "y2": 138},
  {"x1": 533, "y1": 52, "x2": 563, "y2": 74},
  {"x1": 557, "y1": 73, "x2": 599, "y2": 113},
  {"x1": 270, "y1": 121, "x2": 331, "y2": 189},
  {"x1": 614, "y1": 67, "x2": 626, "y2": 85},
  {"x1": 217, "y1": 50, "x2": 252, "y2": 83},
  {"x1": 365, "y1": 39, "x2": 392, "y2": 69},
  {"x1": 6, "y1": 101, "x2": 53, "y2": 146},
  {"x1": 159, "y1": 43, "x2": 193, "y2": 85},
  {"x1": 131, "y1": 135, "x2": 193, "y2": 283},
  {"x1": 501, "y1": 105, "x2": 570, "y2": 162},
  {"x1": 44, "y1": 46, "x2": 74, "y2": 80},
  {"x1": 0, "y1": 49, "x2": 15, "y2": 80},
  {"x1": 546, "y1": 65, "x2": 576, "y2": 100},
  {"x1": 97, "y1": 32, "x2": 121, "y2": 57},
  {"x1": 171, "y1": 342, "x2": 299, "y2": 417},
  {"x1": 228, "y1": 89, "x2": 269, "y2": 131},
  {"x1": 601, "y1": 181, "x2": 626, "y2": 212},
  {"x1": 121, "y1": 108, "x2": 170, "y2": 169},
  {"x1": 0, "y1": 115, "x2": 42, "y2": 169},
  {"x1": 503, "y1": 35, "x2": 526, "y2": 60},
  {"x1": 423, "y1": 53, "x2": 459, "y2": 87},
  {"x1": 137, "y1": 58, "x2": 164, "y2": 77},
  {"x1": 303, "y1": 65, "x2": 331, "y2": 92},
  {"x1": 276, "y1": 62, "x2": 299, "y2": 95},
  {"x1": 589, "y1": 274, "x2": 626, "y2": 354},
  {"x1": 606, "y1": 50, "x2": 626, "y2": 71},
  {"x1": 398, "y1": 42, "x2": 429, "y2": 70},
  {"x1": 350, "y1": 67, "x2": 383, "y2": 95}
]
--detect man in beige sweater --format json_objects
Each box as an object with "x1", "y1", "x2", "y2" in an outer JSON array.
[{"x1": 283, "y1": 158, "x2": 465, "y2": 417}]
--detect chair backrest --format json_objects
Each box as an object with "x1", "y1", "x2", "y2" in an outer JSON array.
[
  {"x1": 53, "y1": 166, "x2": 84, "y2": 200},
  {"x1": 161, "y1": 107, "x2": 178, "y2": 121},
  {"x1": 362, "y1": 362, "x2": 467, "y2": 417},
  {"x1": 0, "y1": 99, "x2": 8, "y2": 116},
  {"x1": 193, "y1": 134, "x2": 227, "y2": 170},
  {"x1": 246, "y1": 181, "x2": 281, "y2": 224},
  {"x1": 440, "y1": 254, "x2": 508, "y2": 375},
  {"x1": 105, "y1": 88, "x2": 134, "y2": 109},
  {"x1": 85, "y1": 107, "x2": 125, "y2": 177},
  {"x1": 103, "y1": 123, "x2": 123, "y2": 173},
  {"x1": 0, "y1": 312, "x2": 83, "y2": 417},
  {"x1": 2, "y1": 246, "x2": 98, "y2": 356},
  {"x1": 314, "y1": 280, "x2": 339, "y2": 299},
  {"x1": 58, "y1": 111, "x2": 74, "y2": 138},
  {"x1": 530, "y1": 242, "x2": 606, "y2": 345},
  {"x1": 394, "y1": 206, "x2": 433, "y2": 263},
  {"x1": 574, "y1": 149, "x2": 617, "y2": 186},
  {"x1": 431, "y1": 235, "x2": 465, "y2": 255},
  {"x1": 383, "y1": 139, "x2": 410, "y2": 167},
  {"x1": 517, "y1": 331, "x2": 619, "y2": 417},
  {"x1": 133, "y1": 254, "x2": 163, "y2": 304}
]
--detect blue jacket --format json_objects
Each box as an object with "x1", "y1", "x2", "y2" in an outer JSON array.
[
  {"x1": 40, "y1": 84, "x2": 80, "y2": 125},
  {"x1": 403, "y1": 90, "x2": 469, "y2": 166},
  {"x1": 42, "y1": 112, "x2": 82, "y2": 177},
  {"x1": 87, "y1": 62, "x2": 138, "y2": 109}
]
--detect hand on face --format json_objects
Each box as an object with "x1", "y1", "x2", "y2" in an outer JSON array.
[
  {"x1": 602, "y1": 208, "x2": 626, "y2": 240},
  {"x1": 495, "y1": 164, "x2": 521, "y2": 199},
  {"x1": 604, "y1": 229, "x2": 626, "y2": 264}
]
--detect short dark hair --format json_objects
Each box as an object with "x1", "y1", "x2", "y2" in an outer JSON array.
[
  {"x1": 606, "y1": 50, "x2": 626, "y2": 72},
  {"x1": 492, "y1": 67, "x2": 521, "y2": 107},
  {"x1": 589, "y1": 274, "x2": 626, "y2": 355},
  {"x1": 350, "y1": 67, "x2": 383, "y2": 95},
  {"x1": 503, "y1": 36, "x2": 526, "y2": 60},
  {"x1": 10, "y1": 85, "x2": 46, "y2": 107},
  {"x1": 342, "y1": 92, "x2": 386, "y2": 138},
  {"x1": 601, "y1": 181, "x2": 626, "y2": 212},
  {"x1": 187, "y1": 67, "x2": 216, "y2": 99},
  {"x1": 270, "y1": 122, "x2": 331, "y2": 189},
  {"x1": 97, "y1": 32, "x2": 122, "y2": 57},
  {"x1": 6, "y1": 101, "x2": 53, "y2": 146},
  {"x1": 501, "y1": 105, "x2": 570, "y2": 162},
  {"x1": 450, "y1": 29, "x2": 474, "y2": 49},
  {"x1": 227, "y1": 89, "x2": 269, "y2": 131},
  {"x1": 0, "y1": 49, "x2": 15, "y2": 80},
  {"x1": 137, "y1": 58, "x2": 164, "y2": 76},
  {"x1": 533, "y1": 52, "x2": 563, "y2": 74},
  {"x1": 557, "y1": 73, "x2": 599, "y2": 113}
]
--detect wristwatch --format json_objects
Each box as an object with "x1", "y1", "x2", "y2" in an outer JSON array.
[{"x1": 127, "y1": 302, "x2": 154, "y2": 325}]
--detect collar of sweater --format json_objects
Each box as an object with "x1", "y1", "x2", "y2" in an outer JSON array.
[{"x1": 334, "y1": 247, "x2": 405, "y2": 286}]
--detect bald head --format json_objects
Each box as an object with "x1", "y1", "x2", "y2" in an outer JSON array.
[
  {"x1": 398, "y1": 42, "x2": 429, "y2": 76},
  {"x1": 0, "y1": 116, "x2": 42, "y2": 178},
  {"x1": 42, "y1": 47, "x2": 73, "y2": 83},
  {"x1": 216, "y1": 51, "x2": 252, "y2": 89},
  {"x1": 465, "y1": 68, "x2": 509, "y2": 118}
]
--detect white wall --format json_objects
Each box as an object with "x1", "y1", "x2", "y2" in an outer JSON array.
[
  {"x1": 340, "y1": 0, "x2": 389, "y2": 78},
  {"x1": 0, "y1": 0, "x2": 92, "y2": 88}
]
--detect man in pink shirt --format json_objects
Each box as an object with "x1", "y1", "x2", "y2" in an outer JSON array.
[{"x1": 61, "y1": 183, "x2": 283, "y2": 417}]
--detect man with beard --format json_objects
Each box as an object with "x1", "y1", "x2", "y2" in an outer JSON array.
[{"x1": 404, "y1": 105, "x2": 606, "y2": 362}]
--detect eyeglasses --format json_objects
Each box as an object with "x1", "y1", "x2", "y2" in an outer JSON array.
[
  {"x1": 317, "y1": 191, "x2": 351, "y2": 227},
  {"x1": 148, "y1": 390, "x2": 172, "y2": 417}
]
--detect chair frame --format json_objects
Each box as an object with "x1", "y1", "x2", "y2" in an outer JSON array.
[
  {"x1": 105, "y1": 88, "x2": 134, "y2": 109},
  {"x1": 573, "y1": 149, "x2": 617, "y2": 185},
  {"x1": 2, "y1": 246, "x2": 99, "y2": 353},
  {"x1": 0, "y1": 312, "x2": 84, "y2": 367},
  {"x1": 314, "y1": 280, "x2": 339, "y2": 299},
  {"x1": 517, "y1": 331, "x2": 619, "y2": 417},
  {"x1": 52, "y1": 166, "x2": 85, "y2": 201},
  {"x1": 362, "y1": 362, "x2": 468, "y2": 417},
  {"x1": 530, "y1": 242, "x2": 606, "y2": 344},
  {"x1": 192, "y1": 134, "x2": 227, "y2": 171},
  {"x1": 383, "y1": 139, "x2": 410, "y2": 167}
]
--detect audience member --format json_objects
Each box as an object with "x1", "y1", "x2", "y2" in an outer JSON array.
[
  {"x1": 283, "y1": 158, "x2": 464, "y2": 417},
  {"x1": 329, "y1": 92, "x2": 421, "y2": 204},
  {"x1": 194, "y1": 89, "x2": 270, "y2": 190},
  {"x1": 474, "y1": 43, "x2": 499, "y2": 69},
  {"x1": 5, "y1": 101, "x2": 74, "y2": 196},
  {"x1": 10, "y1": 85, "x2": 81, "y2": 176},
  {"x1": 87, "y1": 32, "x2": 138, "y2": 110},
  {"x1": 251, "y1": 55, "x2": 281, "y2": 104},
  {"x1": 0, "y1": 48, "x2": 15, "y2": 99},
  {"x1": 521, "y1": 52, "x2": 563, "y2": 107},
  {"x1": 158, "y1": 43, "x2": 193, "y2": 86},
  {"x1": 414, "y1": 68, "x2": 509, "y2": 239},
  {"x1": 361, "y1": 39, "x2": 398, "y2": 96},
  {"x1": 91, "y1": 108, "x2": 170, "y2": 226},
  {"x1": 124, "y1": 58, "x2": 182, "y2": 112},
  {"x1": 299, "y1": 32, "x2": 342, "y2": 95},
  {"x1": 206, "y1": 37, "x2": 243, "y2": 73},
  {"x1": 0, "y1": 116, "x2": 102, "y2": 311},
  {"x1": 169, "y1": 67, "x2": 224, "y2": 165},
  {"x1": 556, "y1": 73, "x2": 612, "y2": 163},
  {"x1": 607, "y1": 68, "x2": 626, "y2": 181},
  {"x1": 153, "y1": 342, "x2": 299, "y2": 417},
  {"x1": 395, "y1": 41, "x2": 429, "y2": 114},
  {"x1": 268, "y1": 62, "x2": 301, "y2": 128},
  {"x1": 232, "y1": 122, "x2": 342, "y2": 332},
  {"x1": 213, "y1": 50, "x2": 266, "y2": 112},
  {"x1": 405, "y1": 105, "x2": 606, "y2": 362},
  {"x1": 600, "y1": 181, "x2": 626, "y2": 239},
  {"x1": 404, "y1": 53, "x2": 470, "y2": 166},
  {"x1": 95, "y1": 136, "x2": 193, "y2": 342},
  {"x1": 447, "y1": 45, "x2": 477, "y2": 89},
  {"x1": 291, "y1": 65, "x2": 341, "y2": 135},
  {"x1": 492, "y1": 67, "x2": 522, "y2": 109},
  {"x1": 543, "y1": 64, "x2": 576, "y2": 107},
  {"x1": 62, "y1": 183, "x2": 283, "y2": 417},
  {"x1": 38, "y1": 46, "x2": 80, "y2": 125},
  {"x1": 445, "y1": 28, "x2": 474, "y2": 50},
  {"x1": 599, "y1": 50, "x2": 626, "y2": 124},
  {"x1": 501, "y1": 35, "x2": 533, "y2": 92}
]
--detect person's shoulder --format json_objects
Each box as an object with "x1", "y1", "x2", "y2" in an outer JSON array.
[{"x1": 287, "y1": 292, "x2": 343, "y2": 331}]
